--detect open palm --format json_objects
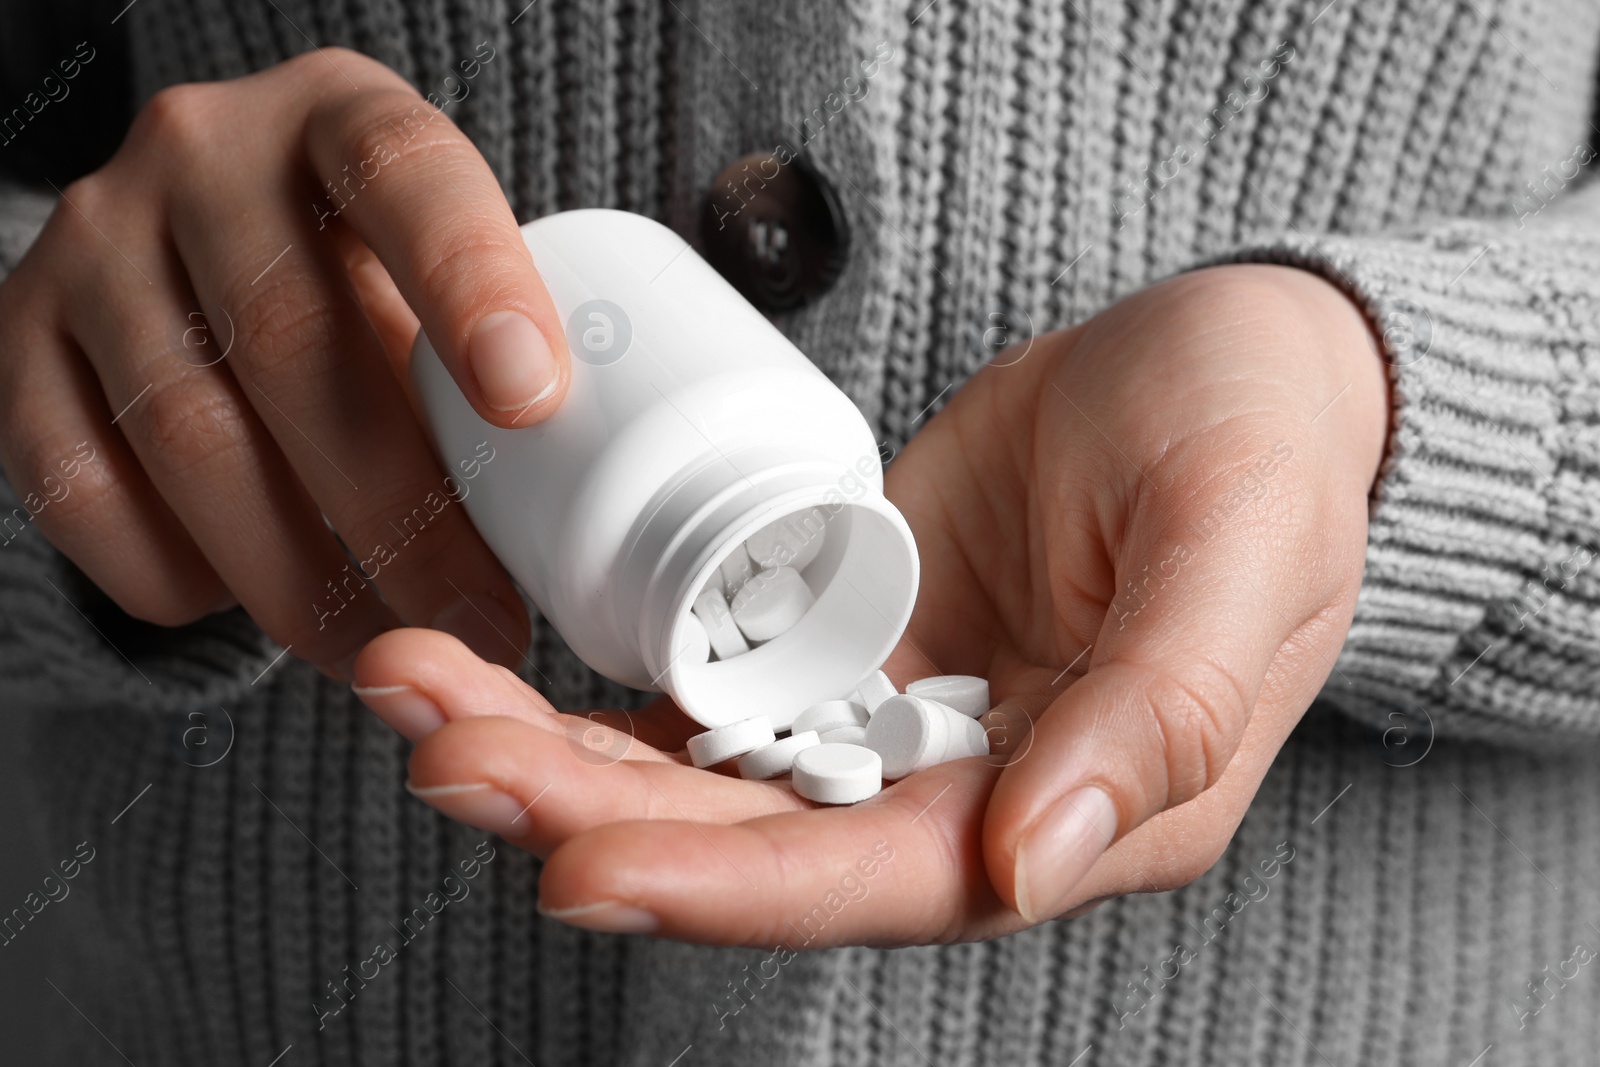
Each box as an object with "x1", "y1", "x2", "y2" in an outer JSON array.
[{"x1": 354, "y1": 264, "x2": 1389, "y2": 945}]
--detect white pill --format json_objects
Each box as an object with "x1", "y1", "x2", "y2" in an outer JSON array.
[
  {"x1": 674, "y1": 612, "x2": 711, "y2": 665},
  {"x1": 905, "y1": 675, "x2": 989, "y2": 718},
  {"x1": 745, "y1": 509, "x2": 828, "y2": 572},
  {"x1": 737, "y1": 730, "x2": 821, "y2": 780},
  {"x1": 792, "y1": 743, "x2": 882, "y2": 805},
  {"x1": 864, "y1": 695, "x2": 984, "y2": 779},
  {"x1": 863, "y1": 695, "x2": 946, "y2": 779},
  {"x1": 819, "y1": 725, "x2": 868, "y2": 746},
  {"x1": 686, "y1": 715, "x2": 777, "y2": 768},
  {"x1": 924, "y1": 699, "x2": 988, "y2": 759},
  {"x1": 729, "y1": 566, "x2": 814, "y2": 642},
  {"x1": 851, "y1": 670, "x2": 897, "y2": 713},
  {"x1": 693, "y1": 587, "x2": 750, "y2": 660},
  {"x1": 953, "y1": 712, "x2": 990, "y2": 759},
  {"x1": 718, "y1": 543, "x2": 756, "y2": 597},
  {"x1": 792, "y1": 699, "x2": 870, "y2": 736}
]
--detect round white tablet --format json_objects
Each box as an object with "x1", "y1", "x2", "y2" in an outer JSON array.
[
  {"x1": 674, "y1": 611, "x2": 711, "y2": 665},
  {"x1": 745, "y1": 509, "x2": 828, "y2": 572},
  {"x1": 737, "y1": 730, "x2": 822, "y2": 780},
  {"x1": 819, "y1": 725, "x2": 868, "y2": 746},
  {"x1": 793, "y1": 743, "x2": 882, "y2": 805},
  {"x1": 863, "y1": 695, "x2": 949, "y2": 779},
  {"x1": 792, "y1": 698, "x2": 870, "y2": 736},
  {"x1": 686, "y1": 715, "x2": 776, "y2": 768},
  {"x1": 693, "y1": 587, "x2": 750, "y2": 660},
  {"x1": 905, "y1": 675, "x2": 989, "y2": 718},
  {"x1": 850, "y1": 670, "x2": 898, "y2": 714},
  {"x1": 729, "y1": 566, "x2": 814, "y2": 642}
]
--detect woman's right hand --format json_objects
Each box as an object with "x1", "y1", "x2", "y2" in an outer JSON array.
[{"x1": 0, "y1": 46, "x2": 568, "y2": 678}]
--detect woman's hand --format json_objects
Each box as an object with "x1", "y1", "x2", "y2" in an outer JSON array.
[
  {"x1": 0, "y1": 47, "x2": 570, "y2": 677},
  {"x1": 356, "y1": 263, "x2": 1388, "y2": 944}
]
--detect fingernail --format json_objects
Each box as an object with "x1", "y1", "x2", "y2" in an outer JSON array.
[
  {"x1": 352, "y1": 684, "x2": 446, "y2": 741},
  {"x1": 1013, "y1": 785, "x2": 1120, "y2": 923},
  {"x1": 432, "y1": 594, "x2": 527, "y2": 666},
  {"x1": 538, "y1": 900, "x2": 660, "y2": 935},
  {"x1": 405, "y1": 781, "x2": 533, "y2": 838},
  {"x1": 468, "y1": 310, "x2": 560, "y2": 415}
]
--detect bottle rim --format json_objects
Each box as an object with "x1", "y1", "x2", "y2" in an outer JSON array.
[{"x1": 630, "y1": 455, "x2": 919, "y2": 730}]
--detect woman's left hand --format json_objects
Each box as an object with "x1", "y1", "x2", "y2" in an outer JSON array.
[{"x1": 353, "y1": 263, "x2": 1389, "y2": 944}]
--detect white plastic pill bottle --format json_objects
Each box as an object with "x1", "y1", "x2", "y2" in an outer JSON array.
[{"x1": 410, "y1": 209, "x2": 919, "y2": 731}]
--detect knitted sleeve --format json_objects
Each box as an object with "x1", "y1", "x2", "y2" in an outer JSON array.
[
  {"x1": 0, "y1": 177, "x2": 280, "y2": 716},
  {"x1": 1227, "y1": 182, "x2": 1600, "y2": 746}
]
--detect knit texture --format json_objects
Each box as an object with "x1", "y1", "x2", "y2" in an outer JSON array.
[{"x1": 3, "y1": 0, "x2": 1600, "y2": 1063}]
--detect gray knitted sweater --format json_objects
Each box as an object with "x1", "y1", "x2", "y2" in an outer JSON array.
[{"x1": 4, "y1": 0, "x2": 1600, "y2": 1064}]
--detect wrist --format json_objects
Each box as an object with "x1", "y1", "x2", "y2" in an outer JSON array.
[
  {"x1": 1297, "y1": 269, "x2": 1395, "y2": 496},
  {"x1": 1231, "y1": 263, "x2": 1392, "y2": 494}
]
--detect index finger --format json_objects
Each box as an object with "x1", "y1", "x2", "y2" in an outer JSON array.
[{"x1": 304, "y1": 86, "x2": 569, "y2": 426}]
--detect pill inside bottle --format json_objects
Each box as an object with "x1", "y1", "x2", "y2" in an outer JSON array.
[{"x1": 662, "y1": 497, "x2": 916, "y2": 732}]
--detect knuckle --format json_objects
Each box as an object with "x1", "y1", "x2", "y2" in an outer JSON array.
[
  {"x1": 3, "y1": 433, "x2": 86, "y2": 513},
  {"x1": 1144, "y1": 661, "x2": 1250, "y2": 807},
  {"x1": 333, "y1": 90, "x2": 460, "y2": 179},
  {"x1": 420, "y1": 229, "x2": 525, "y2": 309},
  {"x1": 137, "y1": 376, "x2": 250, "y2": 477},
  {"x1": 286, "y1": 45, "x2": 354, "y2": 72},
  {"x1": 57, "y1": 172, "x2": 105, "y2": 214},
  {"x1": 348, "y1": 483, "x2": 458, "y2": 576},
  {"x1": 230, "y1": 278, "x2": 340, "y2": 381},
  {"x1": 52, "y1": 173, "x2": 114, "y2": 243},
  {"x1": 131, "y1": 83, "x2": 216, "y2": 158},
  {"x1": 25, "y1": 440, "x2": 110, "y2": 528},
  {"x1": 280, "y1": 45, "x2": 390, "y2": 87}
]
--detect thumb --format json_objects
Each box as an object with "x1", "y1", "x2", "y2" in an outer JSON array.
[{"x1": 983, "y1": 438, "x2": 1349, "y2": 922}]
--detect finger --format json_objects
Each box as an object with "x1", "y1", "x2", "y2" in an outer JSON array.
[
  {"x1": 351, "y1": 627, "x2": 697, "y2": 753},
  {"x1": 60, "y1": 198, "x2": 399, "y2": 671},
  {"x1": 0, "y1": 257, "x2": 227, "y2": 622},
  {"x1": 331, "y1": 224, "x2": 420, "y2": 379},
  {"x1": 404, "y1": 715, "x2": 806, "y2": 860},
  {"x1": 304, "y1": 87, "x2": 570, "y2": 426},
  {"x1": 350, "y1": 627, "x2": 557, "y2": 739},
  {"x1": 535, "y1": 760, "x2": 1017, "y2": 946},
  {"x1": 164, "y1": 167, "x2": 531, "y2": 667},
  {"x1": 984, "y1": 430, "x2": 1358, "y2": 923}
]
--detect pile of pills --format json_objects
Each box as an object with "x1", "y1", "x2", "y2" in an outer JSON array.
[
  {"x1": 683, "y1": 671, "x2": 992, "y2": 805},
  {"x1": 682, "y1": 510, "x2": 831, "y2": 663}
]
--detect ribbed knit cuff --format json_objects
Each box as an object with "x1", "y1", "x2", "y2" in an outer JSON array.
[{"x1": 1216, "y1": 203, "x2": 1600, "y2": 744}]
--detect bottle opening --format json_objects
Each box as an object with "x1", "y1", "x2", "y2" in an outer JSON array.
[{"x1": 660, "y1": 497, "x2": 919, "y2": 731}]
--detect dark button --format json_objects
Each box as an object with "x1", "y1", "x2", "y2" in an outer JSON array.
[{"x1": 700, "y1": 151, "x2": 850, "y2": 313}]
